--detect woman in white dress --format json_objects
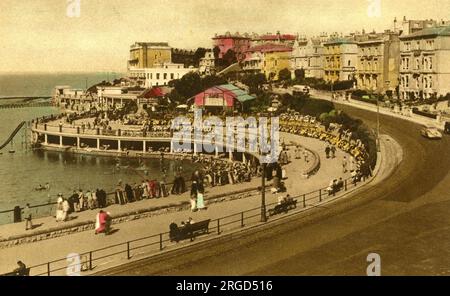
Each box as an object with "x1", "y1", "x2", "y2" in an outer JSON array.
[{"x1": 56, "y1": 196, "x2": 64, "y2": 222}]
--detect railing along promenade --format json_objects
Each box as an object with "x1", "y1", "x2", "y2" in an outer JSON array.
[{"x1": 5, "y1": 174, "x2": 362, "y2": 276}]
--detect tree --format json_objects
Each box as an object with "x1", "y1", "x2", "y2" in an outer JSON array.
[
  {"x1": 213, "y1": 46, "x2": 221, "y2": 60},
  {"x1": 171, "y1": 72, "x2": 203, "y2": 103},
  {"x1": 294, "y1": 68, "x2": 305, "y2": 82},
  {"x1": 223, "y1": 49, "x2": 237, "y2": 67},
  {"x1": 278, "y1": 68, "x2": 292, "y2": 82},
  {"x1": 169, "y1": 73, "x2": 228, "y2": 104},
  {"x1": 241, "y1": 73, "x2": 267, "y2": 93},
  {"x1": 193, "y1": 48, "x2": 207, "y2": 67}
]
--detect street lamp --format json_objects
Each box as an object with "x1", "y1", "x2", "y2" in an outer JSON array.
[
  {"x1": 371, "y1": 85, "x2": 380, "y2": 152},
  {"x1": 260, "y1": 161, "x2": 267, "y2": 223}
]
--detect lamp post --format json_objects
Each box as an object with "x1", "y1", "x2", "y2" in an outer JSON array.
[
  {"x1": 371, "y1": 85, "x2": 380, "y2": 152},
  {"x1": 261, "y1": 161, "x2": 267, "y2": 222}
]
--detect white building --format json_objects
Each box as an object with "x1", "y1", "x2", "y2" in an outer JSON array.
[
  {"x1": 290, "y1": 38, "x2": 324, "y2": 79},
  {"x1": 199, "y1": 51, "x2": 216, "y2": 76},
  {"x1": 128, "y1": 63, "x2": 196, "y2": 87},
  {"x1": 399, "y1": 25, "x2": 450, "y2": 101}
]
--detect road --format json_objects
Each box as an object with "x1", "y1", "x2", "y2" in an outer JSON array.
[{"x1": 100, "y1": 104, "x2": 450, "y2": 275}]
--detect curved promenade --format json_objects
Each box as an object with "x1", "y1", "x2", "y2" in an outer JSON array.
[{"x1": 0, "y1": 125, "x2": 380, "y2": 275}]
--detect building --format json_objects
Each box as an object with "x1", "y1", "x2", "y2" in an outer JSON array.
[
  {"x1": 290, "y1": 37, "x2": 324, "y2": 79},
  {"x1": 96, "y1": 86, "x2": 141, "y2": 109},
  {"x1": 242, "y1": 43, "x2": 292, "y2": 80},
  {"x1": 323, "y1": 38, "x2": 358, "y2": 82},
  {"x1": 52, "y1": 86, "x2": 95, "y2": 110},
  {"x1": 251, "y1": 32, "x2": 297, "y2": 47},
  {"x1": 128, "y1": 42, "x2": 172, "y2": 70},
  {"x1": 398, "y1": 25, "x2": 450, "y2": 101},
  {"x1": 199, "y1": 50, "x2": 216, "y2": 76},
  {"x1": 396, "y1": 17, "x2": 438, "y2": 37},
  {"x1": 192, "y1": 84, "x2": 255, "y2": 113},
  {"x1": 128, "y1": 63, "x2": 196, "y2": 88},
  {"x1": 356, "y1": 31, "x2": 400, "y2": 94},
  {"x1": 212, "y1": 32, "x2": 252, "y2": 61}
]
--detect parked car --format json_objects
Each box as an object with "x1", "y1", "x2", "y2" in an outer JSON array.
[{"x1": 420, "y1": 125, "x2": 443, "y2": 139}]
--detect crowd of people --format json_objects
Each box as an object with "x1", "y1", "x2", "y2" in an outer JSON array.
[
  {"x1": 279, "y1": 113, "x2": 370, "y2": 166},
  {"x1": 55, "y1": 189, "x2": 108, "y2": 222}
]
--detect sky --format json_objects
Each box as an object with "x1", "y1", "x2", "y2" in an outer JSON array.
[{"x1": 0, "y1": 0, "x2": 448, "y2": 73}]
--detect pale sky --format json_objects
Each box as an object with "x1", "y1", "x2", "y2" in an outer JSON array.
[{"x1": 0, "y1": 0, "x2": 448, "y2": 73}]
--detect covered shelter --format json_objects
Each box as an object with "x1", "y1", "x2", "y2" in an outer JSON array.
[{"x1": 192, "y1": 84, "x2": 255, "y2": 113}]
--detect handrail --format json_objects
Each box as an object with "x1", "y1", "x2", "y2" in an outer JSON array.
[{"x1": 12, "y1": 174, "x2": 365, "y2": 276}]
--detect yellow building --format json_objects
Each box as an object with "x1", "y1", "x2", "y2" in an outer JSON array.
[
  {"x1": 323, "y1": 39, "x2": 358, "y2": 82},
  {"x1": 128, "y1": 42, "x2": 172, "y2": 69},
  {"x1": 243, "y1": 43, "x2": 292, "y2": 81},
  {"x1": 263, "y1": 51, "x2": 292, "y2": 80}
]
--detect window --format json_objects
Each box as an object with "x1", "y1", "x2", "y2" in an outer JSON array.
[
  {"x1": 150, "y1": 73, "x2": 153, "y2": 79},
  {"x1": 416, "y1": 58, "x2": 420, "y2": 70},
  {"x1": 170, "y1": 73, "x2": 174, "y2": 79},
  {"x1": 164, "y1": 73, "x2": 167, "y2": 80},
  {"x1": 348, "y1": 60, "x2": 351, "y2": 67},
  {"x1": 406, "y1": 75, "x2": 409, "y2": 87},
  {"x1": 156, "y1": 73, "x2": 160, "y2": 79},
  {"x1": 429, "y1": 76, "x2": 433, "y2": 88},
  {"x1": 429, "y1": 57, "x2": 433, "y2": 70}
]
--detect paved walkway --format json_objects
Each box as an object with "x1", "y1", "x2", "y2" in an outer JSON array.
[
  {"x1": 0, "y1": 133, "x2": 351, "y2": 274},
  {"x1": 309, "y1": 89, "x2": 445, "y2": 129}
]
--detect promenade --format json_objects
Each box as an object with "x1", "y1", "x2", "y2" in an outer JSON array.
[{"x1": 0, "y1": 133, "x2": 353, "y2": 275}]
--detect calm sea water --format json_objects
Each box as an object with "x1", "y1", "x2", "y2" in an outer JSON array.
[
  {"x1": 0, "y1": 73, "x2": 196, "y2": 216},
  {"x1": 0, "y1": 72, "x2": 123, "y2": 98}
]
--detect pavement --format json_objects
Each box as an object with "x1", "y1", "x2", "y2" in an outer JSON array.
[
  {"x1": 0, "y1": 133, "x2": 353, "y2": 275},
  {"x1": 309, "y1": 89, "x2": 446, "y2": 129}
]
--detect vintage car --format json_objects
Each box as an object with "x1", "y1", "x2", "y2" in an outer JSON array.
[{"x1": 420, "y1": 125, "x2": 442, "y2": 139}]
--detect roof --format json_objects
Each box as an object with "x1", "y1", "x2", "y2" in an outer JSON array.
[
  {"x1": 259, "y1": 34, "x2": 297, "y2": 41},
  {"x1": 193, "y1": 84, "x2": 255, "y2": 106},
  {"x1": 324, "y1": 38, "x2": 356, "y2": 45},
  {"x1": 247, "y1": 43, "x2": 293, "y2": 53},
  {"x1": 400, "y1": 25, "x2": 450, "y2": 39},
  {"x1": 218, "y1": 84, "x2": 255, "y2": 103},
  {"x1": 138, "y1": 87, "x2": 167, "y2": 98}
]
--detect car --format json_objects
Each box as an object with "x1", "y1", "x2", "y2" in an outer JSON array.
[{"x1": 420, "y1": 125, "x2": 443, "y2": 139}]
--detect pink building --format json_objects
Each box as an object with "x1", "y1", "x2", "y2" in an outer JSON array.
[{"x1": 212, "y1": 32, "x2": 252, "y2": 62}]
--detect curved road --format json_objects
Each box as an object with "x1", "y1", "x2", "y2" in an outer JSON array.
[{"x1": 100, "y1": 104, "x2": 450, "y2": 275}]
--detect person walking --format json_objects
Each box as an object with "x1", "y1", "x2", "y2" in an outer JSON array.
[
  {"x1": 325, "y1": 145, "x2": 331, "y2": 159},
  {"x1": 342, "y1": 156, "x2": 348, "y2": 173},
  {"x1": 303, "y1": 149, "x2": 309, "y2": 163},
  {"x1": 62, "y1": 197, "x2": 70, "y2": 221},
  {"x1": 330, "y1": 146, "x2": 336, "y2": 158},
  {"x1": 23, "y1": 204, "x2": 32, "y2": 231},
  {"x1": 56, "y1": 196, "x2": 64, "y2": 222},
  {"x1": 190, "y1": 180, "x2": 198, "y2": 212}
]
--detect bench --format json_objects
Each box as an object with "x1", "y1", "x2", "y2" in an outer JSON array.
[
  {"x1": 268, "y1": 198, "x2": 297, "y2": 216},
  {"x1": 169, "y1": 219, "x2": 211, "y2": 242}
]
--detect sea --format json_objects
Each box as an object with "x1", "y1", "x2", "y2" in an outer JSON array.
[{"x1": 0, "y1": 72, "x2": 196, "y2": 224}]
